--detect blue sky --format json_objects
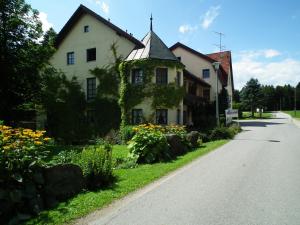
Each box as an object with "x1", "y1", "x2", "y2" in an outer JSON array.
[{"x1": 28, "y1": 0, "x2": 300, "y2": 89}]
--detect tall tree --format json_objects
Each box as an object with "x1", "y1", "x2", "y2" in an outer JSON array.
[
  {"x1": 241, "y1": 78, "x2": 263, "y2": 117},
  {"x1": 0, "y1": 0, "x2": 55, "y2": 122},
  {"x1": 218, "y1": 87, "x2": 229, "y2": 115}
]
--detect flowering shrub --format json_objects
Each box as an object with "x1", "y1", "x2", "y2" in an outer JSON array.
[
  {"x1": 133, "y1": 123, "x2": 187, "y2": 136},
  {"x1": 128, "y1": 124, "x2": 188, "y2": 163},
  {"x1": 0, "y1": 125, "x2": 52, "y2": 183}
]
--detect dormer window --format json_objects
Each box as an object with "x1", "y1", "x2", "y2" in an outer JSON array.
[{"x1": 84, "y1": 25, "x2": 89, "y2": 33}]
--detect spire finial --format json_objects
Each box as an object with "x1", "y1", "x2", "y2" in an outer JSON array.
[{"x1": 150, "y1": 14, "x2": 153, "y2": 31}]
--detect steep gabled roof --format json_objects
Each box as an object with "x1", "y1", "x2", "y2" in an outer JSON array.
[
  {"x1": 207, "y1": 51, "x2": 234, "y2": 90},
  {"x1": 126, "y1": 31, "x2": 179, "y2": 61},
  {"x1": 55, "y1": 4, "x2": 144, "y2": 48},
  {"x1": 206, "y1": 51, "x2": 231, "y2": 77},
  {"x1": 169, "y1": 42, "x2": 216, "y2": 63}
]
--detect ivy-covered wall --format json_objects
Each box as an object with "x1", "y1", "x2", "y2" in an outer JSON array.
[{"x1": 119, "y1": 59, "x2": 185, "y2": 126}]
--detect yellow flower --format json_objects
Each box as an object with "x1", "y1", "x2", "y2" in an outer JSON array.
[
  {"x1": 44, "y1": 137, "x2": 51, "y2": 141},
  {"x1": 34, "y1": 141, "x2": 43, "y2": 145},
  {"x1": 3, "y1": 136, "x2": 9, "y2": 142},
  {"x1": 3, "y1": 146, "x2": 10, "y2": 150}
]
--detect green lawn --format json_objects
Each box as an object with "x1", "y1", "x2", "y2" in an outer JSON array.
[
  {"x1": 25, "y1": 140, "x2": 228, "y2": 225},
  {"x1": 241, "y1": 111, "x2": 273, "y2": 119},
  {"x1": 283, "y1": 110, "x2": 300, "y2": 119}
]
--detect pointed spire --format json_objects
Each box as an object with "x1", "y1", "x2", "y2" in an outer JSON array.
[{"x1": 150, "y1": 14, "x2": 153, "y2": 31}]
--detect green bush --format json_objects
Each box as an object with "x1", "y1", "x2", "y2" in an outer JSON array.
[
  {"x1": 198, "y1": 132, "x2": 210, "y2": 143},
  {"x1": 120, "y1": 125, "x2": 136, "y2": 142},
  {"x1": 128, "y1": 127, "x2": 170, "y2": 163},
  {"x1": 113, "y1": 155, "x2": 138, "y2": 169},
  {"x1": 0, "y1": 125, "x2": 52, "y2": 184},
  {"x1": 49, "y1": 149, "x2": 80, "y2": 165},
  {"x1": 209, "y1": 124, "x2": 241, "y2": 141},
  {"x1": 209, "y1": 126, "x2": 235, "y2": 140},
  {"x1": 74, "y1": 142, "x2": 113, "y2": 189},
  {"x1": 228, "y1": 123, "x2": 242, "y2": 135},
  {"x1": 41, "y1": 67, "x2": 92, "y2": 144}
]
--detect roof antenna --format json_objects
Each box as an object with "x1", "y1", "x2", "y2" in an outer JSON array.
[
  {"x1": 214, "y1": 31, "x2": 225, "y2": 59},
  {"x1": 150, "y1": 14, "x2": 153, "y2": 31}
]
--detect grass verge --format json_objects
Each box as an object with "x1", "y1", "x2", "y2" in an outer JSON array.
[
  {"x1": 240, "y1": 111, "x2": 273, "y2": 119},
  {"x1": 25, "y1": 140, "x2": 228, "y2": 225},
  {"x1": 283, "y1": 110, "x2": 300, "y2": 119}
]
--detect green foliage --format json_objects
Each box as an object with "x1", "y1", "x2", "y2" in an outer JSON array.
[
  {"x1": 127, "y1": 124, "x2": 188, "y2": 163},
  {"x1": 0, "y1": 0, "x2": 57, "y2": 121},
  {"x1": 209, "y1": 124, "x2": 241, "y2": 140},
  {"x1": 128, "y1": 128, "x2": 170, "y2": 163},
  {"x1": 74, "y1": 142, "x2": 113, "y2": 189},
  {"x1": 0, "y1": 125, "x2": 52, "y2": 184},
  {"x1": 49, "y1": 149, "x2": 80, "y2": 165},
  {"x1": 151, "y1": 83, "x2": 185, "y2": 108},
  {"x1": 118, "y1": 59, "x2": 185, "y2": 126},
  {"x1": 218, "y1": 87, "x2": 229, "y2": 115},
  {"x1": 240, "y1": 78, "x2": 263, "y2": 117},
  {"x1": 198, "y1": 132, "x2": 210, "y2": 143},
  {"x1": 239, "y1": 82, "x2": 300, "y2": 112},
  {"x1": 90, "y1": 98, "x2": 121, "y2": 136},
  {"x1": 25, "y1": 140, "x2": 227, "y2": 225},
  {"x1": 114, "y1": 155, "x2": 138, "y2": 169},
  {"x1": 40, "y1": 67, "x2": 91, "y2": 144},
  {"x1": 120, "y1": 125, "x2": 136, "y2": 142},
  {"x1": 89, "y1": 42, "x2": 122, "y2": 136}
]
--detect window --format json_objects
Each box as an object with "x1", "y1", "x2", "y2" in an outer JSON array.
[
  {"x1": 177, "y1": 109, "x2": 181, "y2": 124},
  {"x1": 202, "y1": 69, "x2": 210, "y2": 79},
  {"x1": 203, "y1": 89, "x2": 210, "y2": 100},
  {"x1": 132, "y1": 109, "x2": 143, "y2": 124},
  {"x1": 132, "y1": 69, "x2": 143, "y2": 84},
  {"x1": 176, "y1": 71, "x2": 181, "y2": 86},
  {"x1": 86, "y1": 110, "x2": 95, "y2": 123},
  {"x1": 84, "y1": 25, "x2": 89, "y2": 33},
  {"x1": 87, "y1": 77, "x2": 96, "y2": 101},
  {"x1": 67, "y1": 52, "x2": 74, "y2": 65},
  {"x1": 177, "y1": 56, "x2": 181, "y2": 61},
  {"x1": 156, "y1": 109, "x2": 168, "y2": 125},
  {"x1": 156, "y1": 68, "x2": 168, "y2": 85},
  {"x1": 86, "y1": 48, "x2": 96, "y2": 61}
]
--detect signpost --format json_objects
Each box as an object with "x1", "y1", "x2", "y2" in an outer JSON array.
[{"x1": 225, "y1": 109, "x2": 239, "y2": 125}]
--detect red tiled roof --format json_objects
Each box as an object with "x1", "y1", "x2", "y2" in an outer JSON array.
[
  {"x1": 207, "y1": 51, "x2": 234, "y2": 90},
  {"x1": 206, "y1": 51, "x2": 231, "y2": 77}
]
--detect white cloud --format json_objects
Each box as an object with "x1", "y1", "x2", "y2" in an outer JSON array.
[
  {"x1": 201, "y1": 5, "x2": 221, "y2": 29},
  {"x1": 38, "y1": 12, "x2": 53, "y2": 32},
  {"x1": 101, "y1": 2, "x2": 109, "y2": 14},
  {"x1": 233, "y1": 57, "x2": 300, "y2": 90},
  {"x1": 95, "y1": 0, "x2": 101, "y2": 5},
  {"x1": 179, "y1": 24, "x2": 197, "y2": 34},
  {"x1": 238, "y1": 49, "x2": 281, "y2": 60},
  {"x1": 264, "y1": 49, "x2": 281, "y2": 58}
]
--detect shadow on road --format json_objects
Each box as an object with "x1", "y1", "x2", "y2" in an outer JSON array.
[
  {"x1": 234, "y1": 138, "x2": 280, "y2": 143},
  {"x1": 238, "y1": 121, "x2": 284, "y2": 127}
]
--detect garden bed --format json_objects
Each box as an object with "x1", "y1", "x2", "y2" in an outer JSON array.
[{"x1": 24, "y1": 140, "x2": 228, "y2": 225}]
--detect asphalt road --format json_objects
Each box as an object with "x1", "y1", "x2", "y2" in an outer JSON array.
[{"x1": 77, "y1": 112, "x2": 300, "y2": 225}]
